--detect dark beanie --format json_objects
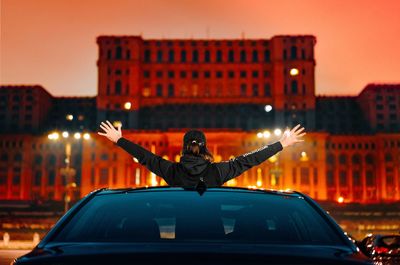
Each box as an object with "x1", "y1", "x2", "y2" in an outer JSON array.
[{"x1": 183, "y1": 130, "x2": 206, "y2": 147}]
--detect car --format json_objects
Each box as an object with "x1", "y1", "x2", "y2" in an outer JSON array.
[
  {"x1": 358, "y1": 234, "x2": 400, "y2": 265},
  {"x1": 13, "y1": 187, "x2": 372, "y2": 265}
]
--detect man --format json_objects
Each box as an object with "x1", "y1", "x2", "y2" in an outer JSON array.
[{"x1": 98, "y1": 121, "x2": 305, "y2": 187}]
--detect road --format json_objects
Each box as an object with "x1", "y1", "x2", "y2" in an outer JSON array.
[{"x1": 0, "y1": 250, "x2": 30, "y2": 265}]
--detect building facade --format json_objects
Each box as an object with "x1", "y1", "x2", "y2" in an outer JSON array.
[{"x1": 0, "y1": 35, "x2": 399, "y2": 203}]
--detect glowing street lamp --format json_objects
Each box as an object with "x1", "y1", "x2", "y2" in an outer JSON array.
[
  {"x1": 337, "y1": 196, "x2": 345, "y2": 204},
  {"x1": 257, "y1": 132, "x2": 263, "y2": 138},
  {"x1": 124, "y1": 102, "x2": 132, "y2": 110},
  {"x1": 290, "y1": 68, "x2": 299, "y2": 76},
  {"x1": 48, "y1": 132, "x2": 59, "y2": 140},
  {"x1": 66, "y1": 114, "x2": 73, "y2": 121},
  {"x1": 274, "y1": 129, "x2": 282, "y2": 136},
  {"x1": 264, "y1": 105, "x2": 273, "y2": 112},
  {"x1": 83, "y1": 133, "x2": 90, "y2": 140},
  {"x1": 62, "y1": 131, "x2": 69, "y2": 138},
  {"x1": 74, "y1": 132, "x2": 81, "y2": 139},
  {"x1": 263, "y1": 130, "x2": 271, "y2": 138}
]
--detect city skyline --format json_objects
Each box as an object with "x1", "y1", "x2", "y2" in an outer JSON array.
[{"x1": 1, "y1": 0, "x2": 400, "y2": 96}]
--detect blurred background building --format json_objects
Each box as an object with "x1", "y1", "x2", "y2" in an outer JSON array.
[{"x1": 0, "y1": 35, "x2": 399, "y2": 204}]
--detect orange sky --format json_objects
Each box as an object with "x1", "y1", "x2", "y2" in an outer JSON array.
[{"x1": 1, "y1": 0, "x2": 399, "y2": 96}]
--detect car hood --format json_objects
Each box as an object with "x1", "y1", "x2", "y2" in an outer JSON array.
[{"x1": 16, "y1": 242, "x2": 372, "y2": 265}]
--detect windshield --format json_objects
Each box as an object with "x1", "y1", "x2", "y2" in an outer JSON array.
[{"x1": 52, "y1": 190, "x2": 344, "y2": 245}]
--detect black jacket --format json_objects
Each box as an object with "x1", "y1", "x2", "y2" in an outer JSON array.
[{"x1": 116, "y1": 137, "x2": 283, "y2": 187}]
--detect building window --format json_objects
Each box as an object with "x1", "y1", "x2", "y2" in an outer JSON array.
[
  {"x1": 302, "y1": 84, "x2": 306, "y2": 95},
  {"x1": 13, "y1": 174, "x2": 21, "y2": 185},
  {"x1": 264, "y1": 84, "x2": 271, "y2": 96},
  {"x1": 366, "y1": 171, "x2": 374, "y2": 186},
  {"x1": 291, "y1": 80, "x2": 298, "y2": 94},
  {"x1": 264, "y1": 50, "x2": 270, "y2": 62},
  {"x1": 48, "y1": 170, "x2": 55, "y2": 185},
  {"x1": 252, "y1": 84, "x2": 259, "y2": 96},
  {"x1": 291, "y1": 46, "x2": 297, "y2": 59},
  {"x1": 126, "y1": 50, "x2": 131, "y2": 60},
  {"x1": 252, "y1": 71, "x2": 259, "y2": 78},
  {"x1": 156, "y1": 84, "x2": 163, "y2": 97},
  {"x1": 168, "y1": 71, "x2": 175, "y2": 78},
  {"x1": 34, "y1": 171, "x2": 41, "y2": 186},
  {"x1": 47, "y1": 154, "x2": 56, "y2": 166},
  {"x1": 14, "y1": 153, "x2": 22, "y2": 162},
  {"x1": 204, "y1": 71, "x2": 211, "y2": 78},
  {"x1": 216, "y1": 50, "x2": 222, "y2": 62},
  {"x1": 352, "y1": 154, "x2": 361, "y2": 164},
  {"x1": 240, "y1": 84, "x2": 247, "y2": 97},
  {"x1": 116, "y1": 46, "x2": 122, "y2": 59},
  {"x1": 107, "y1": 49, "x2": 112, "y2": 59},
  {"x1": 143, "y1": 71, "x2": 150, "y2": 78},
  {"x1": 157, "y1": 50, "x2": 163, "y2": 62},
  {"x1": 216, "y1": 71, "x2": 223, "y2": 78},
  {"x1": 181, "y1": 50, "x2": 187, "y2": 62},
  {"x1": 339, "y1": 154, "x2": 347, "y2": 165},
  {"x1": 240, "y1": 71, "x2": 247, "y2": 78},
  {"x1": 326, "y1": 153, "x2": 335, "y2": 165},
  {"x1": 156, "y1": 71, "x2": 163, "y2": 78},
  {"x1": 327, "y1": 170, "x2": 334, "y2": 186},
  {"x1": 240, "y1": 50, "x2": 246, "y2": 62},
  {"x1": 180, "y1": 71, "x2": 187, "y2": 78},
  {"x1": 204, "y1": 50, "x2": 210, "y2": 62},
  {"x1": 101, "y1": 153, "x2": 108, "y2": 161},
  {"x1": 365, "y1": 154, "x2": 373, "y2": 164},
  {"x1": 168, "y1": 84, "x2": 174, "y2": 97},
  {"x1": 34, "y1": 154, "x2": 42, "y2": 165},
  {"x1": 385, "y1": 153, "x2": 392, "y2": 162},
  {"x1": 192, "y1": 71, "x2": 199, "y2": 78},
  {"x1": 301, "y1": 49, "x2": 306, "y2": 59},
  {"x1": 339, "y1": 171, "x2": 347, "y2": 186},
  {"x1": 300, "y1": 167, "x2": 309, "y2": 185},
  {"x1": 352, "y1": 171, "x2": 361, "y2": 186},
  {"x1": 228, "y1": 71, "x2": 235, "y2": 78},
  {"x1": 115, "y1": 80, "x2": 122, "y2": 95},
  {"x1": 144, "y1": 50, "x2": 151, "y2": 62},
  {"x1": 192, "y1": 50, "x2": 199, "y2": 62},
  {"x1": 283, "y1": 49, "x2": 287, "y2": 60},
  {"x1": 100, "y1": 168, "x2": 108, "y2": 185},
  {"x1": 168, "y1": 50, "x2": 174, "y2": 62},
  {"x1": 228, "y1": 50, "x2": 234, "y2": 62},
  {"x1": 252, "y1": 50, "x2": 258, "y2": 62}
]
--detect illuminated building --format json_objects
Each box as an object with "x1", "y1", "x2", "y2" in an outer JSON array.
[{"x1": 0, "y1": 35, "x2": 399, "y2": 203}]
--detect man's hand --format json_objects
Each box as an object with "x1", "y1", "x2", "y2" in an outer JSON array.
[
  {"x1": 279, "y1": 124, "x2": 306, "y2": 148},
  {"x1": 98, "y1": 120, "x2": 122, "y2": 143}
]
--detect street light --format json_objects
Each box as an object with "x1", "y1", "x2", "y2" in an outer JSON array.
[
  {"x1": 48, "y1": 130, "x2": 90, "y2": 212},
  {"x1": 274, "y1": 129, "x2": 282, "y2": 136},
  {"x1": 290, "y1": 68, "x2": 299, "y2": 76},
  {"x1": 264, "y1": 105, "x2": 273, "y2": 112}
]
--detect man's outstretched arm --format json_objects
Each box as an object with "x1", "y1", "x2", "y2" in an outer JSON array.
[{"x1": 215, "y1": 124, "x2": 306, "y2": 184}]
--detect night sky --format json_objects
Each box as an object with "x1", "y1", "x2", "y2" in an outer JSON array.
[{"x1": 1, "y1": 0, "x2": 399, "y2": 96}]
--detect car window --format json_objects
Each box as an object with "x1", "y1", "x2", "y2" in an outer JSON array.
[{"x1": 52, "y1": 191, "x2": 344, "y2": 245}]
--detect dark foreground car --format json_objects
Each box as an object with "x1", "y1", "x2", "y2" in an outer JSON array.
[
  {"x1": 359, "y1": 234, "x2": 400, "y2": 265},
  {"x1": 13, "y1": 187, "x2": 372, "y2": 265}
]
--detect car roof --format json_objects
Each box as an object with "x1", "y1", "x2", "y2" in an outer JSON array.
[{"x1": 93, "y1": 186, "x2": 305, "y2": 199}]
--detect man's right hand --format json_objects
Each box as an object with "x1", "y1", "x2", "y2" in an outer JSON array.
[{"x1": 98, "y1": 120, "x2": 122, "y2": 143}]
